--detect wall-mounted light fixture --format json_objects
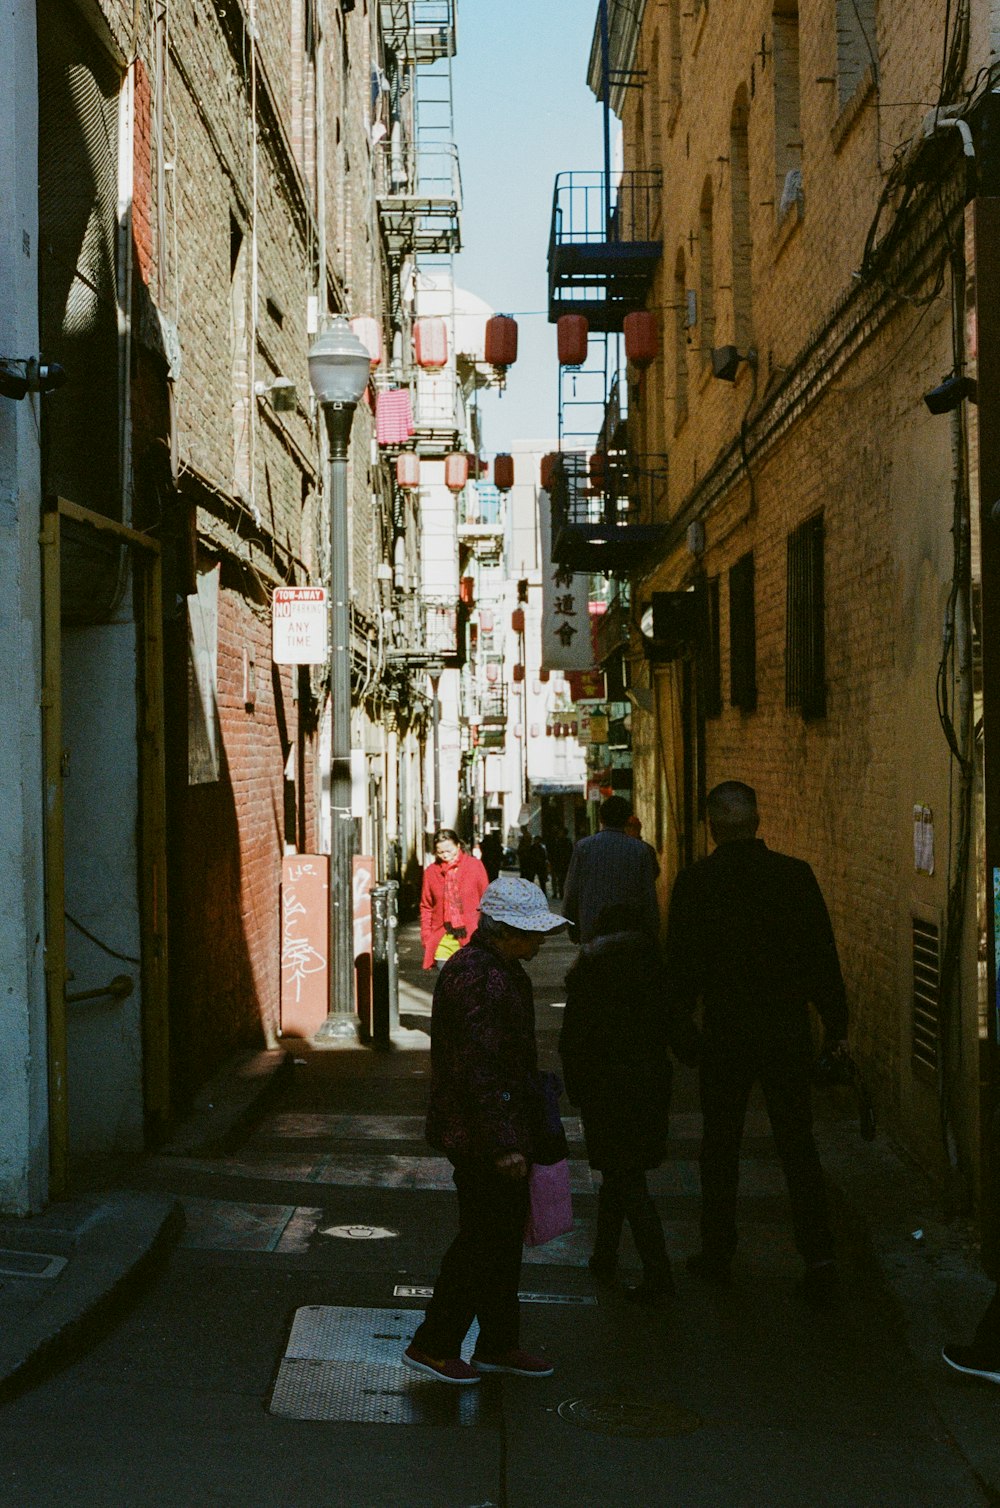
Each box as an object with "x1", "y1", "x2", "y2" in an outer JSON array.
[
  {"x1": 923, "y1": 373, "x2": 977, "y2": 415},
  {"x1": 710, "y1": 345, "x2": 758, "y2": 383},
  {"x1": 255, "y1": 375, "x2": 298, "y2": 412},
  {"x1": 0, "y1": 356, "x2": 66, "y2": 401}
]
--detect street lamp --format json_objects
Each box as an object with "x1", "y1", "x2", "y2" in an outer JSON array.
[{"x1": 308, "y1": 317, "x2": 372, "y2": 1042}]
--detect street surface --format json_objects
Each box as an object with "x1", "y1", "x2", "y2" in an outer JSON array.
[{"x1": 0, "y1": 917, "x2": 988, "y2": 1506}]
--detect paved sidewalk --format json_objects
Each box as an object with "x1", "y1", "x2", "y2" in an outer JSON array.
[{"x1": 0, "y1": 913, "x2": 997, "y2": 1502}]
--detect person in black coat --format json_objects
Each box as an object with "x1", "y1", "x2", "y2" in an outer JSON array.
[
  {"x1": 560, "y1": 901, "x2": 674, "y2": 1304},
  {"x1": 664, "y1": 780, "x2": 848, "y2": 1304}
]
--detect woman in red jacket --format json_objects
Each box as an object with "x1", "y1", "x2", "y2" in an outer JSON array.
[{"x1": 420, "y1": 830, "x2": 489, "y2": 970}]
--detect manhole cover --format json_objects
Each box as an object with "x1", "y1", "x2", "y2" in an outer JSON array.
[
  {"x1": 321, "y1": 1224, "x2": 398, "y2": 1240},
  {"x1": 558, "y1": 1395, "x2": 701, "y2": 1438}
]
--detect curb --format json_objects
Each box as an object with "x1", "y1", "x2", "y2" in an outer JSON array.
[{"x1": 159, "y1": 1047, "x2": 294, "y2": 1158}]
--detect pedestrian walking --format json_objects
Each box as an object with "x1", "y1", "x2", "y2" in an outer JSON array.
[
  {"x1": 517, "y1": 829, "x2": 534, "y2": 882},
  {"x1": 480, "y1": 828, "x2": 504, "y2": 882},
  {"x1": 560, "y1": 901, "x2": 674, "y2": 1304},
  {"x1": 549, "y1": 826, "x2": 574, "y2": 899},
  {"x1": 943, "y1": 1286, "x2": 1000, "y2": 1384},
  {"x1": 664, "y1": 781, "x2": 848, "y2": 1304},
  {"x1": 530, "y1": 835, "x2": 549, "y2": 896},
  {"x1": 404, "y1": 878, "x2": 566, "y2": 1385},
  {"x1": 562, "y1": 796, "x2": 658, "y2": 944},
  {"x1": 624, "y1": 813, "x2": 661, "y2": 880},
  {"x1": 419, "y1": 829, "x2": 489, "y2": 970}
]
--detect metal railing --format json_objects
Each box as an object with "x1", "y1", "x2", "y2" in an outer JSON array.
[
  {"x1": 549, "y1": 449, "x2": 668, "y2": 536},
  {"x1": 549, "y1": 171, "x2": 662, "y2": 250}
]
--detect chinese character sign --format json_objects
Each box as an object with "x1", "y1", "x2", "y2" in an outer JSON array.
[{"x1": 539, "y1": 490, "x2": 597, "y2": 670}]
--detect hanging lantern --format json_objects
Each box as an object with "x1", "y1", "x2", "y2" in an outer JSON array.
[
  {"x1": 485, "y1": 314, "x2": 518, "y2": 369},
  {"x1": 624, "y1": 309, "x2": 660, "y2": 370},
  {"x1": 494, "y1": 453, "x2": 515, "y2": 492},
  {"x1": 589, "y1": 451, "x2": 607, "y2": 490},
  {"x1": 557, "y1": 313, "x2": 589, "y2": 367},
  {"x1": 444, "y1": 451, "x2": 469, "y2": 492},
  {"x1": 570, "y1": 721, "x2": 579, "y2": 737},
  {"x1": 480, "y1": 609, "x2": 494, "y2": 632},
  {"x1": 396, "y1": 451, "x2": 420, "y2": 490},
  {"x1": 539, "y1": 667, "x2": 550, "y2": 683},
  {"x1": 486, "y1": 662, "x2": 499, "y2": 683},
  {"x1": 512, "y1": 663, "x2": 525, "y2": 683},
  {"x1": 350, "y1": 316, "x2": 383, "y2": 368},
  {"x1": 511, "y1": 608, "x2": 525, "y2": 635},
  {"x1": 530, "y1": 724, "x2": 540, "y2": 738},
  {"x1": 545, "y1": 723, "x2": 553, "y2": 736},
  {"x1": 414, "y1": 317, "x2": 448, "y2": 369},
  {"x1": 514, "y1": 723, "x2": 523, "y2": 739},
  {"x1": 540, "y1": 451, "x2": 561, "y2": 490}
]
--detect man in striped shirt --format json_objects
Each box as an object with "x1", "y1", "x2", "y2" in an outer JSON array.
[{"x1": 562, "y1": 796, "x2": 659, "y2": 944}]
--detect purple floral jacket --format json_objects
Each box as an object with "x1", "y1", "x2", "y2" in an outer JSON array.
[{"x1": 425, "y1": 930, "x2": 540, "y2": 1163}]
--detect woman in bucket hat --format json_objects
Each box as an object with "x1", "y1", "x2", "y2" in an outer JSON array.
[{"x1": 404, "y1": 878, "x2": 565, "y2": 1385}]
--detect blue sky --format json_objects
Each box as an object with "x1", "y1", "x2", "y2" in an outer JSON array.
[{"x1": 453, "y1": 0, "x2": 607, "y2": 454}]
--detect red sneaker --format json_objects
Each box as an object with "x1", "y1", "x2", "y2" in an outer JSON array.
[
  {"x1": 471, "y1": 1348, "x2": 554, "y2": 1377},
  {"x1": 402, "y1": 1344, "x2": 480, "y2": 1385}
]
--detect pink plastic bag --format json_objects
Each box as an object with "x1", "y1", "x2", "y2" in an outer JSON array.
[{"x1": 524, "y1": 1158, "x2": 573, "y2": 1247}]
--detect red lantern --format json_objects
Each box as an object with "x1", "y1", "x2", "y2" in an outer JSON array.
[
  {"x1": 539, "y1": 667, "x2": 550, "y2": 683},
  {"x1": 396, "y1": 452, "x2": 420, "y2": 490},
  {"x1": 557, "y1": 313, "x2": 589, "y2": 367},
  {"x1": 624, "y1": 309, "x2": 659, "y2": 370},
  {"x1": 589, "y1": 451, "x2": 606, "y2": 489},
  {"x1": 511, "y1": 608, "x2": 525, "y2": 635},
  {"x1": 350, "y1": 316, "x2": 382, "y2": 368},
  {"x1": 540, "y1": 451, "x2": 561, "y2": 490},
  {"x1": 485, "y1": 314, "x2": 518, "y2": 368},
  {"x1": 444, "y1": 452, "x2": 469, "y2": 492},
  {"x1": 415, "y1": 317, "x2": 448, "y2": 369},
  {"x1": 494, "y1": 453, "x2": 515, "y2": 492},
  {"x1": 512, "y1": 663, "x2": 525, "y2": 683},
  {"x1": 545, "y1": 724, "x2": 553, "y2": 736}
]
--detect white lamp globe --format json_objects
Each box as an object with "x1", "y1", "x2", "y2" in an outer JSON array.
[{"x1": 308, "y1": 317, "x2": 372, "y2": 407}]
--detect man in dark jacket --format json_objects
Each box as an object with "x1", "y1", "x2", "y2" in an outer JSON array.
[
  {"x1": 665, "y1": 781, "x2": 848, "y2": 1304},
  {"x1": 562, "y1": 796, "x2": 659, "y2": 943}
]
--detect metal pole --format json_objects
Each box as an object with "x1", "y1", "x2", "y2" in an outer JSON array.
[
  {"x1": 599, "y1": 0, "x2": 612, "y2": 238},
  {"x1": 431, "y1": 672, "x2": 442, "y2": 831},
  {"x1": 316, "y1": 401, "x2": 358, "y2": 1042}
]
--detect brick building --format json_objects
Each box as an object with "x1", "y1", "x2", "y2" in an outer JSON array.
[{"x1": 547, "y1": 0, "x2": 996, "y2": 1205}]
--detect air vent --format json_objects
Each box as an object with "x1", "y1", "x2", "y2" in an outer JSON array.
[{"x1": 912, "y1": 917, "x2": 940, "y2": 1078}]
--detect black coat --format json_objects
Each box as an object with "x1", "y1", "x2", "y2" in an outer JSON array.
[{"x1": 559, "y1": 929, "x2": 673, "y2": 1171}]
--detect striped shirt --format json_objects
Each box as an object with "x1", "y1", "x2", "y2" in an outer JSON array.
[{"x1": 561, "y1": 828, "x2": 660, "y2": 943}]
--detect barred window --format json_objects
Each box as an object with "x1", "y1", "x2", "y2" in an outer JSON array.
[
  {"x1": 785, "y1": 514, "x2": 826, "y2": 718},
  {"x1": 729, "y1": 552, "x2": 757, "y2": 712}
]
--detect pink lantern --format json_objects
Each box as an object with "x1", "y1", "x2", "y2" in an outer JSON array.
[
  {"x1": 514, "y1": 723, "x2": 523, "y2": 739},
  {"x1": 444, "y1": 452, "x2": 469, "y2": 492},
  {"x1": 415, "y1": 317, "x2": 448, "y2": 369},
  {"x1": 350, "y1": 316, "x2": 382, "y2": 368},
  {"x1": 396, "y1": 452, "x2": 420, "y2": 489},
  {"x1": 530, "y1": 724, "x2": 540, "y2": 738},
  {"x1": 486, "y1": 662, "x2": 499, "y2": 683},
  {"x1": 480, "y1": 609, "x2": 495, "y2": 632}
]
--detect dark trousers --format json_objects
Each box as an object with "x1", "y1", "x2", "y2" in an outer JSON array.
[
  {"x1": 593, "y1": 1167, "x2": 670, "y2": 1279},
  {"x1": 699, "y1": 1045, "x2": 834, "y2": 1266},
  {"x1": 974, "y1": 1285, "x2": 1000, "y2": 1353},
  {"x1": 413, "y1": 1159, "x2": 529, "y2": 1357}
]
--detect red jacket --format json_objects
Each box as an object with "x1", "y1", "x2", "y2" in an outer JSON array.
[{"x1": 420, "y1": 850, "x2": 489, "y2": 969}]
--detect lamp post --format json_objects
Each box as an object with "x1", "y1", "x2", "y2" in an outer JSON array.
[{"x1": 308, "y1": 317, "x2": 372, "y2": 1041}]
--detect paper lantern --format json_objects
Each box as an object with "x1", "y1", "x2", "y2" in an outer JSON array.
[
  {"x1": 530, "y1": 724, "x2": 540, "y2": 738},
  {"x1": 414, "y1": 317, "x2": 448, "y2": 369},
  {"x1": 624, "y1": 309, "x2": 659, "y2": 370},
  {"x1": 589, "y1": 451, "x2": 606, "y2": 489},
  {"x1": 486, "y1": 662, "x2": 499, "y2": 683},
  {"x1": 396, "y1": 452, "x2": 420, "y2": 489},
  {"x1": 511, "y1": 608, "x2": 525, "y2": 635},
  {"x1": 480, "y1": 609, "x2": 495, "y2": 632},
  {"x1": 512, "y1": 663, "x2": 525, "y2": 683},
  {"x1": 494, "y1": 453, "x2": 515, "y2": 492},
  {"x1": 444, "y1": 452, "x2": 469, "y2": 492},
  {"x1": 557, "y1": 313, "x2": 589, "y2": 367},
  {"x1": 539, "y1": 667, "x2": 550, "y2": 683},
  {"x1": 350, "y1": 316, "x2": 382, "y2": 367},
  {"x1": 485, "y1": 314, "x2": 518, "y2": 369},
  {"x1": 540, "y1": 452, "x2": 561, "y2": 490}
]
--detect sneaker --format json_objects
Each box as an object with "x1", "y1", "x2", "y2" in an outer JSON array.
[
  {"x1": 402, "y1": 1344, "x2": 480, "y2": 1386},
  {"x1": 942, "y1": 1343, "x2": 1000, "y2": 1384},
  {"x1": 686, "y1": 1251, "x2": 732, "y2": 1286},
  {"x1": 799, "y1": 1260, "x2": 838, "y2": 1308},
  {"x1": 471, "y1": 1348, "x2": 555, "y2": 1377}
]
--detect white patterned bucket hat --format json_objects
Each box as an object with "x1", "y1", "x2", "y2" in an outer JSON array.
[{"x1": 479, "y1": 877, "x2": 565, "y2": 932}]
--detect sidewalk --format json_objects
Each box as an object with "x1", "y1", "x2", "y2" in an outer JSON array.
[{"x1": 0, "y1": 914, "x2": 997, "y2": 1499}]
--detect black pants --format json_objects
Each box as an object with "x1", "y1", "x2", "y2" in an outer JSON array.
[
  {"x1": 593, "y1": 1167, "x2": 670, "y2": 1279},
  {"x1": 974, "y1": 1285, "x2": 1000, "y2": 1353},
  {"x1": 413, "y1": 1158, "x2": 529, "y2": 1357},
  {"x1": 699, "y1": 1045, "x2": 834, "y2": 1266}
]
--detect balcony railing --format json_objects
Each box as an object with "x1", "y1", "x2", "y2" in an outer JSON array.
[
  {"x1": 548, "y1": 171, "x2": 662, "y2": 331},
  {"x1": 549, "y1": 449, "x2": 669, "y2": 574},
  {"x1": 380, "y1": 0, "x2": 456, "y2": 63},
  {"x1": 377, "y1": 142, "x2": 462, "y2": 255}
]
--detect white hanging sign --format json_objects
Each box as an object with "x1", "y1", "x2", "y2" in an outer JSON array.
[
  {"x1": 273, "y1": 587, "x2": 329, "y2": 664},
  {"x1": 538, "y1": 489, "x2": 596, "y2": 670}
]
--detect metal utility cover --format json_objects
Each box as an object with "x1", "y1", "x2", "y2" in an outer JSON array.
[
  {"x1": 270, "y1": 1306, "x2": 492, "y2": 1426},
  {"x1": 0, "y1": 1250, "x2": 67, "y2": 1279},
  {"x1": 558, "y1": 1394, "x2": 702, "y2": 1438}
]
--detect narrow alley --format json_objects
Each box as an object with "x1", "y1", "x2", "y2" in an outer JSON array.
[{"x1": 0, "y1": 915, "x2": 990, "y2": 1507}]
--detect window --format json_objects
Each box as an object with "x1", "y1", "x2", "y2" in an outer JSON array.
[
  {"x1": 785, "y1": 514, "x2": 826, "y2": 717},
  {"x1": 698, "y1": 177, "x2": 716, "y2": 368},
  {"x1": 673, "y1": 247, "x2": 689, "y2": 429},
  {"x1": 773, "y1": 2, "x2": 802, "y2": 220},
  {"x1": 702, "y1": 577, "x2": 722, "y2": 718},
  {"x1": 836, "y1": 0, "x2": 877, "y2": 108},
  {"x1": 729, "y1": 551, "x2": 757, "y2": 711},
  {"x1": 730, "y1": 89, "x2": 753, "y2": 353}
]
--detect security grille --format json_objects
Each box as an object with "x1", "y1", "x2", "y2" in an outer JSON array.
[
  {"x1": 912, "y1": 917, "x2": 941, "y2": 1078},
  {"x1": 729, "y1": 552, "x2": 757, "y2": 712},
  {"x1": 785, "y1": 515, "x2": 826, "y2": 718}
]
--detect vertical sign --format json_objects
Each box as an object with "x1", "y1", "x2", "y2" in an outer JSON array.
[
  {"x1": 272, "y1": 587, "x2": 329, "y2": 664},
  {"x1": 280, "y1": 855, "x2": 329, "y2": 1038},
  {"x1": 538, "y1": 490, "x2": 597, "y2": 670},
  {"x1": 353, "y1": 855, "x2": 375, "y2": 1022}
]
